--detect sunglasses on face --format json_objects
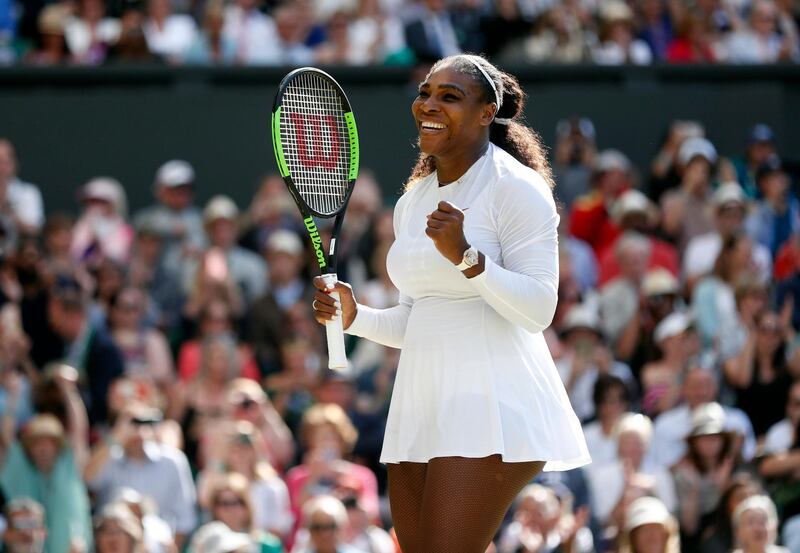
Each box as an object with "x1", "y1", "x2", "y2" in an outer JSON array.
[
  {"x1": 215, "y1": 498, "x2": 245, "y2": 508},
  {"x1": 309, "y1": 523, "x2": 337, "y2": 532}
]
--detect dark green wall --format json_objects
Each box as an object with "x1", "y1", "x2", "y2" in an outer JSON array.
[{"x1": 0, "y1": 65, "x2": 798, "y2": 213}]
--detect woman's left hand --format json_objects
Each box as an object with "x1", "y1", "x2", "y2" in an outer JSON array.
[{"x1": 426, "y1": 201, "x2": 470, "y2": 265}]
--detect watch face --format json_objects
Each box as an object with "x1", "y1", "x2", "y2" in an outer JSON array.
[{"x1": 464, "y1": 248, "x2": 479, "y2": 266}]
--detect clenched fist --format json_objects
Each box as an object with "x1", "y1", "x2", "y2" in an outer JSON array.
[{"x1": 425, "y1": 201, "x2": 470, "y2": 265}]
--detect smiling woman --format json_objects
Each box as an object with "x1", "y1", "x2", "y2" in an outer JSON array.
[{"x1": 310, "y1": 54, "x2": 590, "y2": 553}]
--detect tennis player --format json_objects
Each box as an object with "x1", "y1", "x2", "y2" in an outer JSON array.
[{"x1": 312, "y1": 54, "x2": 590, "y2": 552}]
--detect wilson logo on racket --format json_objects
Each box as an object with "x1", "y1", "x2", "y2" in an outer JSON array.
[
  {"x1": 304, "y1": 216, "x2": 327, "y2": 268},
  {"x1": 290, "y1": 113, "x2": 341, "y2": 170}
]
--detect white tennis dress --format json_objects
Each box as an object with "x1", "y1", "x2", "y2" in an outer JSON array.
[{"x1": 346, "y1": 144, "x2": 591, "y2": 471}]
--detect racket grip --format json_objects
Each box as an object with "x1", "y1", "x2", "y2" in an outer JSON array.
[{"x1": 322, "y1": 274, "x2": 348, "y2": 371}]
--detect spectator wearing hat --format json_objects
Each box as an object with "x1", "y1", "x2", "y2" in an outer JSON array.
[
  {"x1": 728, "y1": 124, "x2": 780, "y2": 198},
  {"x1": 598, "y1": 232, "x2": 652, "y2": 350},
  {"x1": 615, "y1": 269, "x2": 682, "y2": 373},
  {"x1": 661, "y1": 136, "x2": 719, "y2": 254},
  {"x1": 0, "y1": 393, "x2": 93, "y2": 553},
  {"x1": 0, "y1": 138, "x2": 44, "y2": 235},
  {"x1": 671, "y1": 402, "x2": 739, "y2": 544},
  {"x1": 555, "y1": 304, "x2": 635, "y2": 422},
  {"x1": 190, "y1": 520, "x2": 260, "y2": 553},
  {"x1": 692, "y1": 232, "x2": 758, "y2": 351},
  {"x1": 684, "y1": 182, "x2": 772, "y2": 290},
  {"x1": 586, "y1": 413, "x2": 677, "y2": 530},
  {"x1": 597, "y1": 189, "x2": 679, "y2": 287},
  {"x1": 640, "y1": 311, "x2": 697, "y2": 418},
  {"x1": 591, "y1": 1, "x2": 653, "y2": 64},
  {"x1": 617, "y1": 496, "x2": 680, "y2": 553},
  {"x1": 133, "y1": 159, "x2": 205, "y2": 275},
  {"x1": 2, "y1": 498, "x2": 48, "y2": 553},
  {"x1": 25, "y1": 3, "x2": 69, "y2": 64},
  {"x1": 70, "y1": 177, "x2": 134, "y2": 267},
  {"x1": 569, "y1": 149, "x2": 632, "y2": 255},
  {"x1": 731, "y1": 495, "x2": 789, "y2": 553},
  {"x1": 93, "y1": 503, "x2": 146, "y2": 553},
  {"x1": 651, "y1": 366, "x2": 755, "y2": 469},
  {"x1": 746, "y1": 156, "x2": 800, "y2": 257},
  {"x1": 84, "y1": 403, "x2": 197, "y2": 546},
  {"x1": 248, "y1": 229, "x2": 313, "y2": 375},
  {"x1": 182, "y1": 195, "x2": 267, "y2": 306},
  {"x1": 552, "y1": 117, "x2": 597, "y2": 209},
  {"x1": 582, "y1": 374, "x2": 631, "y2": 466}
]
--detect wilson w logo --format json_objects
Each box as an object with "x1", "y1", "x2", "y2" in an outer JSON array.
[{"x1": 290, "y1": 113, "x2": 340, "y2": 170}]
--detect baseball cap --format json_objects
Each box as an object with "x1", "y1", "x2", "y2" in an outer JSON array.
[
  {"x1": 625, "y1": 496, "x2": 672, "y2": 532},
  {"x1": 203, "y1": 195, "x2": 239, "y2": 223},
  {"x1": 600, "y1": 0, "x2": 634, "y2": 21},
  {"x1": 747, "y1": 124, "x2": 776, "y2": 145},
  {"x1": 265, "y1": 230, "x2": 304, "y2": 256},
  {"x1": 688, "y1": 402, "x2": 726, "y2": 438},
  {"x1": 712, "y1": 182, "x2": 745, "y2": 209},
  {"x1": 154, "y1": 160, "x2": 195, "y2": 188},
  {"x1": 642, "y1": 269, "x2": 679, "y2": 297},
  {"x1": 755, "y1": 155, "x2": 784, "y2": 184},
  {"x1": 678, "y1": 137, "x2": 717, "y2": 166},
  {"x1": 594, "y1": 149, "x2": 631, "y2": 174},
  {"x1": 82, "y1": 177, "x2": 122, "y2": 204},
  {"x1": 653, "y1": 311, "x2": 693, "y2": 344}
]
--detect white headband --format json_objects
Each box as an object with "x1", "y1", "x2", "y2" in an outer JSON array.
[{"x1": 462, "y1": 56, "x2": 511, "y2": 125}]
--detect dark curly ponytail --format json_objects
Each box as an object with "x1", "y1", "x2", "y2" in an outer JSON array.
[{"x1": 406, "y1": 55, "x2": 554, "y2": 190}]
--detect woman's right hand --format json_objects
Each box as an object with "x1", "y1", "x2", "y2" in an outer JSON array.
[{"x1": 312, "y1": 276, "x2": 357, "y2": 330}]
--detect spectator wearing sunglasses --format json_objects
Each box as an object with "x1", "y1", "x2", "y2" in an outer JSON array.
[
  {"x1": 293, "y1": 495, "x2": 363, "y2": 553},
  {"x1": 84, "y1": 404, "x2": 196, "y2": 548},
  {"x1": 199, "y1": 473, "x2": 284, "y2": 553}
]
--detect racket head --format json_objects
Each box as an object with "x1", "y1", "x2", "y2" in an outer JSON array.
[{"x1": 272, "y1": 67, "x2": 359, "y2": 219}]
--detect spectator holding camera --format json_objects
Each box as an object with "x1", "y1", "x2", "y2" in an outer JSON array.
[
  {"x1": 198, "y1": 420, "x2": 293, "y2": 539},
  {"x1": 84, "y1": 404, "x2": 196, "y2": 547},
  {"x1": 70, "y1": 178, "x2": 133, "y2": 268}
]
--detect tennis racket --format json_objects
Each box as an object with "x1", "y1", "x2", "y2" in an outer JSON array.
[{"x1": 271, "y1": 67, "x2": 359, "y2": 370}]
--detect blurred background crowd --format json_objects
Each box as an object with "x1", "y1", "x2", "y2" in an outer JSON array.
[
  {"x1": 0, "y1": 0, "x2": 799, "y2": 65},
  {"x1": 2, "y1": 113, "x2": 800, "y2": 553}
]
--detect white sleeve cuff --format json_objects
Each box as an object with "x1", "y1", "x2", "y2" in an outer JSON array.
[{"x1": 344, "y1": 303, "x2": 375, "y2": 337}]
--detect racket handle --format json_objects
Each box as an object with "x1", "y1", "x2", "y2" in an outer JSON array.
[{"x1": 322, "y1": 274, "x2": 348, "y2": 371}]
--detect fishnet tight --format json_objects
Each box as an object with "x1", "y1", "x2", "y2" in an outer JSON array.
[{"x1": 387, "y1": 455, "x2": 545, "y2": 553}]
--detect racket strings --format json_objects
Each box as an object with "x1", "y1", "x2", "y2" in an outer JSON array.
[{"x1": 280, "y1": 72, "x2": 351, "y2": 216}]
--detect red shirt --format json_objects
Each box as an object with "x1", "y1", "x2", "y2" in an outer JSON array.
[
  {"x1": 569, "y1": 191, "x2": 622, "y2": 254},
  {"x1": 177, "y1": 339, "x2": 260, "y2": 381},
  {"x1": 598, "y1": 236, "x2": 680, "y2": 286}
]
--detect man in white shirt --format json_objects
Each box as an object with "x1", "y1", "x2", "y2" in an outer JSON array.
[
  {"x1": 0, "y1": 139, "x2": 45, "y2": 234},
  {"x1": 84, "y1": 405, "x2": 196, "y2": 547},
  {"x1": 223, "y1": 0, "x2": 281, "y2": 65},
  {"x1": 651, "y1": 366, "x2": 755, "y2": 468}
]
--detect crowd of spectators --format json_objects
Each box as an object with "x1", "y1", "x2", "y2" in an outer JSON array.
[
  {"x1": 0, "y1": 0, "x2": 799, "y2": 65},
  {"x1": 1, "y1": 116, "x2": 800, "y2": 553}
]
